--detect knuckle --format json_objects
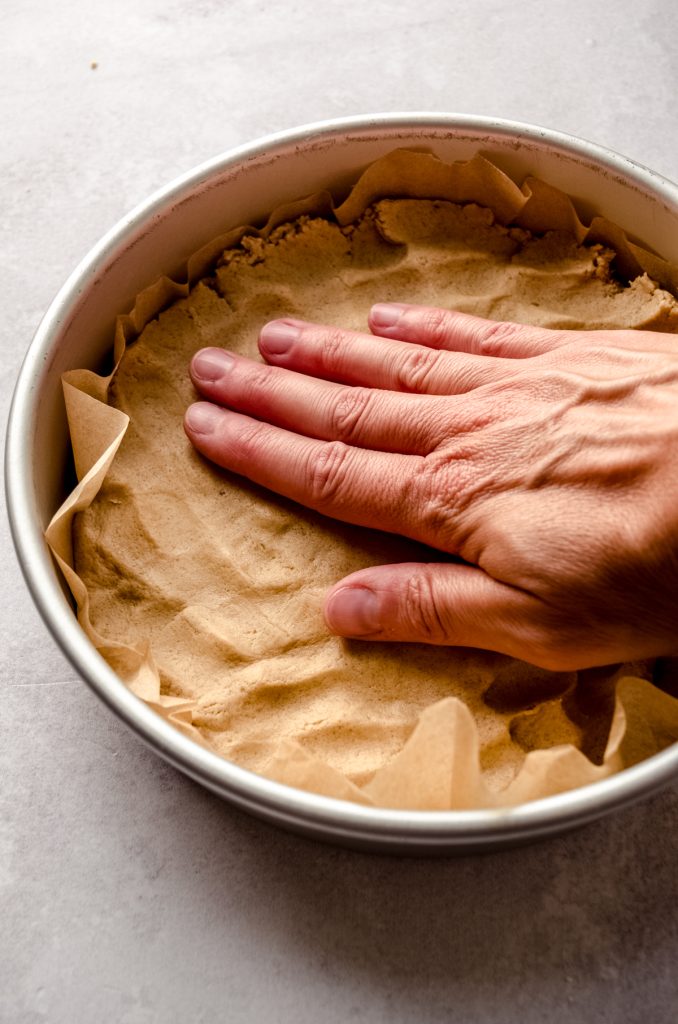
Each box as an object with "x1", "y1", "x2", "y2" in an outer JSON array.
[
  {"x1": 418, "y1": 307, "x2": 452, "y2": 347},
  {"x1": 418, "y1": 483, "x2": 454, "y2": 537},
  {"x1": 233, "y1": 417, "x2": 269, "y2": 459},
  {"x1": 306, "y1": 440, "x2": 352, "y2": 507},
  {"x1": 476, "y1": 321, "x2": 557, "y2": 358},
  {"x1": 476, "y1": 319, "x2": 522, "y2": 357},
  {"x1": 406, "y1": 453, "x2": 472, "y2": 542},
  {"x1": 401, "y1": 570, "x2": 449, "y2": 642},
  {"x1": 329, "y1": 386, "x2": 374, "y2": 442},
  {"x1": 318, "y1": 327, "x2": 348, "y2": 368},
  {"x1": 240, "y1": 361, "x2": 279, "y2": 404},
  {"x1": 394, "y1": 347, "x2": 441, "y2": 392}
]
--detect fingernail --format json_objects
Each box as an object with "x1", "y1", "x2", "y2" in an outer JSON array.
[
  {"x1": 259, "y1": 320, "x2": 300, "y2": 355},
  {"x1": 325, "y1": 586, "x2": 380, "y2": 636},
  {"x1": 370, "y1": 303, "x2": 408, "y2": 329},
  {"x1": 185, "y1": 402, "x2": 218, "y2": 435},
  {"x1": 192, "y1": 348, "x2": 234, "y2": 382}
]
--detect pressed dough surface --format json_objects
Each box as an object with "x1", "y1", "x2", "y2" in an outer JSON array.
[{"x1": 74, "y1": 199, "x2": 678, "y2": 790}]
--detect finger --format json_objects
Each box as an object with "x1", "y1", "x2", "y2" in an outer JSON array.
[
  {"x1": 184, "y1": 401, "x2": 423, "y2": 536},
  {"x1": 190, "y1": 347, "x2": 453, "y2": 454},
  {"x1": 323, "y1": 562, "x2": 569, "y2": 670},
  {"x1": 368, "y1": 303, "x2": 573, "y2": 359},
  {"x1": 258, "y1": 317, "x2": 513, "y2": 395}
]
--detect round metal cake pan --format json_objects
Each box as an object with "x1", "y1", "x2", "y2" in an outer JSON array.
[{"x1": 6, "y1": 114, "x2": 678, "y2": 854}]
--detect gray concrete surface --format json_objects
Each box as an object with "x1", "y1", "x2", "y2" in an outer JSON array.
[{"x1": 2, "y1": 1, "x2": 677, "y2": 1021}]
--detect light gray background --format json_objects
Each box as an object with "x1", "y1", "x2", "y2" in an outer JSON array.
[{"x1": 2, "y1": 1, "x2": 677, "y2": 1021}]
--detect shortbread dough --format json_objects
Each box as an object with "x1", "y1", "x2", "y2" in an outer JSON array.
[{"x1": 73, "y1": 199, "x2": 678, "y2": 790}]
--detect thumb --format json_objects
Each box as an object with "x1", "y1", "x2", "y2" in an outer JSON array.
[{"x1": 323, "y1": 562, "x2": 556, "y2": 668}]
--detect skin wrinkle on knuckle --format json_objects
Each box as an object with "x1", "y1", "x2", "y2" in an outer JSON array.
[
  {"x1": 229, "y1": 416, "x2": 271, "y2": 464},
  {"x1": 329, "y1": 386, "x2": 375, "y2": 443},
  {"x1": 238, "y1": 361, "x2": 281, "y2": 407},
  {"x1": 394, "y1": 346, "x2": 442, "y2": 392},
  {"x1": 418, "y1": 307, "x2": 451, "y2": 347},
  {"x1": 475, "y1": 319, "x2": 519, "y2": 356},
  {"x1": 477, "y1": 320, "x2": 552, "y2": 358},
  {"x1": 305, "y1": 439, "x2": 353, "y2": 508},
  {"x1": 318, "y1": 326, "x2": 349, "y2": 370},
  {"x1": 404, "y1": 455, "x2": 466, "y2": 547},
  {"x1": 402, "y1": 570, "x2": 450, "y2": 642}
]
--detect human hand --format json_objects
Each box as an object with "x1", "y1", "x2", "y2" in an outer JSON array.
[{"x1": 184, "y1": 304, "x2": 678, "y2": 670}]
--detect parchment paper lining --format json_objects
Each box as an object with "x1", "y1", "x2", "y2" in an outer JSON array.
[{"x1": 45, "y1": 150, "x2": 678, "y2": 809}]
